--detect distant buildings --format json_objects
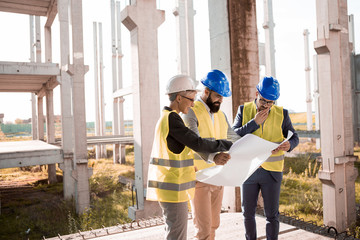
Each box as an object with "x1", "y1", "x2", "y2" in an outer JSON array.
[{"x1": 0, "y1": 113, "x2": 4, "y2": 124}]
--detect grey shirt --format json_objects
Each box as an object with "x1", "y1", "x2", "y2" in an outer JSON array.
[{"x1": 182, "y1": 98, "x2": 240, "y2": 161}]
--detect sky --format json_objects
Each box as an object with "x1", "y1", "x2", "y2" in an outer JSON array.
[{"x1": 0, "y1": 0, "x2": 359, "y2": 123}]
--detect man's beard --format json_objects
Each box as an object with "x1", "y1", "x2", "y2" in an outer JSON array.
[{"x1": 206, "y1": 94, "x2": 221, "y2": 113}]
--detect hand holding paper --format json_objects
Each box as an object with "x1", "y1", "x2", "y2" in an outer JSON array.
[{"x1": 196, "y1": 131, "x2": 293, "y2": 186}]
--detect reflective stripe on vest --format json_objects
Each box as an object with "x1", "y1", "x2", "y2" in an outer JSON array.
[
  {"x1": 191, "y1": 101, "x2": 228, "y2": 171},
  {"x1": 146, "y1": 109, "x2": 196, "y2": 203},
  {"x1": 242, "y1": 101, "x2": 285, "y2": 172},
  {"x1": 148, "y1": 180, "x2": 196, "y2": 191},
  {"x1": 150, "y1": 158, "x2": 194, "y2": 168}
]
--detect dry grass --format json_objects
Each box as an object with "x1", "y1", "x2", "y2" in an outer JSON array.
[
  {"x1": 289, "y1": 112, "x2": 315, "y2": 124},
  {"x1": 0, "y1": 145, "x2": 135, "y2": 239}
]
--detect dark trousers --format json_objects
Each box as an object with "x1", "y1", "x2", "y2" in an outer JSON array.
[
  {"x1": 242, "y1": 167, "x2": 283, "y2": 240},
  {"x1": 159, "y1": 201, "x2": 189, "y2": 240}
]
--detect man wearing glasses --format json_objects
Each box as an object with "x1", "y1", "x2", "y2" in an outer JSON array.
[
  {"x1": 232, "y1": 76, "x2": 299, "y2": 240},
  {"x1": 183, "y1": 69, "x2": 238, "y2": 240}
]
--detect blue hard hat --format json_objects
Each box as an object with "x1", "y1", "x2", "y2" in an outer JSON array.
[
  {"x1": 200, "y1": 69, "x2": 231, "y2": 97},
  {"x1": 256, "y1": 76, "x2": 280, "y2": 101}
]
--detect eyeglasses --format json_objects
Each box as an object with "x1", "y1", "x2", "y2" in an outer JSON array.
[
  {"x1": 180, "y1": 95, "x2": 195, "y2": 102},
  {"x1": 258, "y1": 97, "x2": 274, "y2": 105}
]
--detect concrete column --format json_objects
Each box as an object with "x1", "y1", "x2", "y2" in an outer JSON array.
[
  {"x1": 35, "y1": 16, "x2": 43, "y2": 142},
  {"x1": 35, "y1": 16, "x2": 41, "y2": 63},
  {"x1": 71, "y1": 0, "x2": 91, "y2": 214},
  {"x1": 226, "y1": 0, "x2": 260, "y2": 212},
  {"x1": 98, "y1": 22, "x2": 107, "y2": 157},
  {"x1": 58, "y1": 0, "x2": 76, "y2": 202},
  {"x1": 31, "y1": 94, "x2": 38, "y2": 140},
  {"x1": 121, "y1": 0, "x2": 164, "y2": 220},
  {"x1": 29, "y1": 15, "x2": 38, "y2": 140},
  {"x1": 227, "y1": 0, "x2": 259, "y2": 115},
  {"x1": 116, "y1": 1, "x2": 126, "y2": 164},
  {"x1": 263, "y1": 0, "x2": 276, "y2": 77},
  {"x1": 44, "y1": 16, "x2": 57, "y2": 184},
  {"x1": 37, "y1": 96, "x2": 44, "y2": 140},
  {"x1": 93, "y1": 22, "x2": 106, "y2": 159},
  {"x1": 93, "y1": 22, "x2": 101, "y2": 159},
  {"x1": 313, "y1": 55, "x2": 320, "y2": 149},
  {"x1": 44, "y1": 26, "x2": 52, "y2": 63},
  {"x1": 208, "y1": 0, "x2": 236, "y2": 212},
  {"x1": 315, "y1": 0, "x2": 358, "y2": 231},
  {"x1": 173, "y1": 0, "x2": 196, "y2": 81},
  {"x1": 111, "y1": 0, "x2": 120, "y2": 163},
  {"x1": 46, "y1": 88, "x2": 57, "y2": 184},
  {"x1": 303, "y1": 29, "x2": 312, "y2": 132}
]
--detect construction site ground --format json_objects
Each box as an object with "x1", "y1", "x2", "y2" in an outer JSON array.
[{"x1": 47, "y1": 212, "x2": 333, "y2": 240}]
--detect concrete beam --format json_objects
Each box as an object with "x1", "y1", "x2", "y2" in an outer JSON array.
[
  {"x1": 0, "y1": 1, "x2": 48, "y2": 16},
  {"x1": 0, "y1": 140, "x2": 63, "y2": 169},
  {"x1": 113, "y1": 86, "x2": 133, "y2": 98},
  {"x1": 45, "y1": 0, "x2": 57, "y2": 27},
  {"x1": 0, "y1": 62, "x2": 60, "y2": 75}
]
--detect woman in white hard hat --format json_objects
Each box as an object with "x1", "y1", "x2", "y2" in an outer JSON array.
[{"x1": 146, "y1": 75, "x2": 233, "y2": 240}]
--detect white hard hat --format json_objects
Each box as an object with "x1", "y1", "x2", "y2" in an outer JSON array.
[{"x1": 165, "y1": 75, "x2": 197, "y2": 94}]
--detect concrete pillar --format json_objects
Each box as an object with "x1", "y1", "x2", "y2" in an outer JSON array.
[
  {"x1": 93, "y1": 22, "x2": 101, "y2": 160},
  {"x1": 227, "y1": 0, "x2": 259, "y2": 115},
  {"x1": 208, "y1": 0, "x2": 236, "y2": 212},
  {"x1": 31, "y1": 94, "x2": 38, "y2": 140},
  {"x1": 29, "y1": 15, "x2": 38, "y2": 140},
  {"x1": 98, "y1": 22, "x2": 107, "y2": 158},
  {"x1": 46, "y1": 88, "x2": 57, "y2": 184},
  {"x1": 71, "y1": 0, "x2": 91, "y2": 214},
  {"x1": 35, "y1": 16, "x2": 44, "y2": 141},
  {"x1": 116, "y1": 1, "x2": 126, "y2": 164},
  {"x1": 58, "y1": 0, "x2": 76, "y2": 203},
  {"x1": 111, "y1": 0, "x2": 120, "y2": 163},
  {"x1": 315, "y1": 0, "x2": 358, "y2": 231},
  {"x1": 263, "y1": 0, "x2": 276, "y2": 77},
  {"x1": 111, "y1": 0, "x2": 126, "y2": 165},
  {"x1": 303, "y1": 29, "x2": 313, "y2": 132},
  {"x1": 226, "y1": 0, "x2": 260, "y2": 212},
  {"x1": 35, "y1": 16, "x2": 41, "y2": 63},
  {"x1": 173, "y1": 0, "x2": 196, "y2": 81},
  {"x1": 121, "y1": 0, "x2": 164, "y2": 220},
  {"x1": 313, "y1": 55, "x2": 321, "y2": 149},
  {"x1": 93, "y1": 22, "x2": 106, "y2": 159},
  {"x1": 37, "y1": 96, "x2": 44, "y2": 140},
  {"x1": 44, "y1": 17, "x2": 57, "y2": 184},
  {"x1": 44, "y1": 26, "x2": 52, "y2": 63}
]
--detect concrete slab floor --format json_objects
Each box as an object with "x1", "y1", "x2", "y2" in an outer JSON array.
[{"x1": 52, "y1": 213, "x2": 332, "y2": 240}]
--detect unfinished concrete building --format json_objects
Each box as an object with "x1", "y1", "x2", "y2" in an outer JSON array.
[
  {"x1": 0, "y1": 0, "x2": 358, "y2": 236},
  {"x1": 0, "y1": 0, "x2": 90, "y2": 213}
]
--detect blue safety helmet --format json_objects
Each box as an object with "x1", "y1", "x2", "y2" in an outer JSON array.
[
  {"x1": 256, "y1": 76, "x2": 280, "y2": 101},
  {"x1": 200, "y1": 69, "x2": 231, "y2": 97}
]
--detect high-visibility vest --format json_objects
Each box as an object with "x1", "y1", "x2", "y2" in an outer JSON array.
[
  {"x1": 191, "y1": 101, "x2": 228, "y2": 171},
  {"x1": 242, "y1": 101, "x2": 285, "y2": 172},
  {"x1": 146, "y1": 109, "x2": 196, "y2": 203}
]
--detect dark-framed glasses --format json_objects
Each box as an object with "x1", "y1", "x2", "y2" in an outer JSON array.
[
  {"x1": 258, "y1": 97, "x2": 274, "y2": 105},
  {"x1": 180, "y1": 95, "x2": 195, "y2": 102}
]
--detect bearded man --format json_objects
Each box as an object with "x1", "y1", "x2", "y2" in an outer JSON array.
[{"x1": 182, "y1": 69, "x2": 238, "y2": 240}]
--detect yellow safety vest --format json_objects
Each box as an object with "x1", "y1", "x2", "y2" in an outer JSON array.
[
  {"x1": 242, "y1": 101, "x2": 285, "y2": 172},
  {"x1": 146, "y1": 109, "x2": 196, "y2": 203},
  {"x1": 191, "y1": 101, "x2": 228, "y2": 171}
]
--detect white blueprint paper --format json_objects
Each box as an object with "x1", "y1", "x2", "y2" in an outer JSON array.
[{"x1": 196, "y1": 131, "x2": 293, "y2": 186}]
